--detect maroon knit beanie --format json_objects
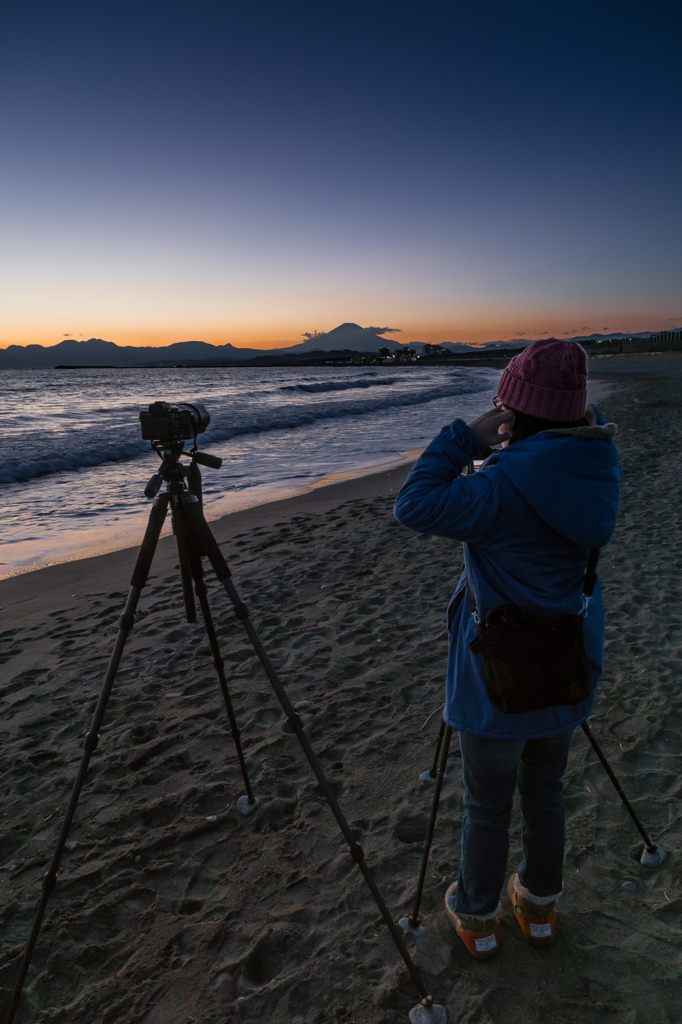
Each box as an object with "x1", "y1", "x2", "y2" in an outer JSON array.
[{"x1": 496, "y1": 338, "x2": 588, "y2": 421}]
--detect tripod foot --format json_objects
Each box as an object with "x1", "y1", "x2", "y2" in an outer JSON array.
[
  {"x1": 409, "y1": 1000, "x2": 448, "y2": 1023},
  {"x1": 419, "y1": 770, "x2": 447, "y2": 783},
  {"x1": 399, "y1": 916, "x2": 426, "y2": 937},
  {"x1": 640, "y1": 843, "x2": 665, "y2": 868},
  {"x1": 238, "y1": 795, "x2": 260, "y2": 816}
]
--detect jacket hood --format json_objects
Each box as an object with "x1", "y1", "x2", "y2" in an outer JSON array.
[{"x1": 492, "y1": 422, "x2": 621, "y2": 549}]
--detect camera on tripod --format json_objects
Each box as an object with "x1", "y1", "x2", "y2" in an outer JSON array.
[
  {"x1": 139, "y1": 400, "x2": 210, "y2": 445},
  {"x1": 140, "y1": 400, "x2": 222, "y2": 500}
]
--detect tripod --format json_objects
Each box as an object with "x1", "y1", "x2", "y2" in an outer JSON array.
[
  {"x1": 5, "y1": 442, "x2": 444, "y2": 1024},
  {"x1": 400, "y1": 716, "x2": 665, "y2": 938}
]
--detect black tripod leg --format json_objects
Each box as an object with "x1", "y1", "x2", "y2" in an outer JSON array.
[
  {"x1": 4, "y1": 494, "x2": 169, "y2": 1024},
  {"x1": 581, "y1": 721, "x2": 665, "y2": 867},
  {"x1": 181, "y1": 503, "x2": 433, "y2": 1005},
  {"x1": 401, "y1": 726, "x2": 453, "y2": 936},
  {"x1": 420, "y1": 718, "x2": 446, "y2": 783},
  {"x1": 171, "y1": 497, "x2": 197, "y2": 623},
  {"x1": 188, "y1": 550, "x2": 258, "y2": 814}
]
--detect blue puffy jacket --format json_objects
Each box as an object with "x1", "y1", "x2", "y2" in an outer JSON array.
[{"x1": 393, "y1": 418, "x2": 622, "y2": 739}]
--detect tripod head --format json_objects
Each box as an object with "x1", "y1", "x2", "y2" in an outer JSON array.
[{"x1": 143, "y1": 442, "x2": 223, "y2": 500}]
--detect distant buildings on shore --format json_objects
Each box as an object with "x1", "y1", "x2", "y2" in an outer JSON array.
[
  {"x1": 356, "y1": 328, "x2": 682, "y2": 367},
  {"x1": 584, "y1": 329, "x2": 682, "y2": 355},
  {"x1": 377, "y1": 344, "x2": 446, "y2": 363}
]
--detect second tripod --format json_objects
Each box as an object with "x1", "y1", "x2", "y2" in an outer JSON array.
[{"x1": 400, "y1": 716, "x2": 666, "y2": 939}]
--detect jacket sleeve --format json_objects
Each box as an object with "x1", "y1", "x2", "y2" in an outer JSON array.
[{"x1": 393, "y1": 420, "x2": 501, "y2": 543}]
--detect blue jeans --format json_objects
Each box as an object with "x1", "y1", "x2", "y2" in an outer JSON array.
[{"x1": 454, "y1": 729, "x2": 573, "y2": 917}]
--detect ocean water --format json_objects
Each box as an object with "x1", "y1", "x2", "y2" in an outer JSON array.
[{"x1": 1, "y1": 364, "x2": 501, "y2": 577}]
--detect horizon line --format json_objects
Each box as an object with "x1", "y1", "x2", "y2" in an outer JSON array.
[{"x1": 1, "y1": 329, "x2": 668, "y2": 353}]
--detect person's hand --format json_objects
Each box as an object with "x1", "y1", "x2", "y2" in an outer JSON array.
[{"x1": 468, "y1": 407, "x2": 514, "y2": 447}]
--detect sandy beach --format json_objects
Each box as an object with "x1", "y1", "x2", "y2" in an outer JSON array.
[{"x1": 2, "y1": 355, "x2": 682, "y2": 1024}]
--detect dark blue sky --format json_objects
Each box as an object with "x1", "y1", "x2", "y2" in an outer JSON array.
[{"x1": 1, "y1": 0, "x2": 680, "y2": 347}]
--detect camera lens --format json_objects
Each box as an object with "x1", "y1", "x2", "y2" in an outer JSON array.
[
  {"x1": 175, "y1": 402, "x2": 210, "y2": 434},
  {"x1": 139, "y1": 400, "x2": 210, "y2": 443}
]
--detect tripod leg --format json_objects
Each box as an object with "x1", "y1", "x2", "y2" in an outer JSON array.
[
  {"x1": 401, "y1": 726, "x2": 453, "y2": 936},
  {"x1": 420, "y1": 718, "x2": 446, "y2": 783},
  {"x1": 188, "y1": 551, "x2": 258, "y2": 814},
  {"x1": 4, "y1": 494, "x2": 170, "y2": 1024},
  {"x1": 581, "y1": 721, "x2": 665, "y2": 868},
  {"x1": 181, "y1": 501, "x2": 434, "y2": 1005},
  {"x1": 171, "y1": 496, "x2": 197, "y2": 623}
]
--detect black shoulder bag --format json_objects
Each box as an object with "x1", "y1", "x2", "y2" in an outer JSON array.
[{"x1": 467, "y1": 550, "x2": 599, "y2": 715}]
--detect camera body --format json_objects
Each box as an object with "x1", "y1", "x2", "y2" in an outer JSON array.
[{"x1": 139, "y1": 401, "x2": 210, "y2": 444}]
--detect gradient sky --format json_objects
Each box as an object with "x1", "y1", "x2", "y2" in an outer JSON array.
[{"x1": 1, "y1": 0, "x2": 681, "y2": 350}]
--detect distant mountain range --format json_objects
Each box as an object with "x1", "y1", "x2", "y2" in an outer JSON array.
[
  {"x1": 0, "y1": 324, "x2": 402, "y2": 368},
  {"x1": 0, "y1": 322, "x2": 659, "y2": 369}
]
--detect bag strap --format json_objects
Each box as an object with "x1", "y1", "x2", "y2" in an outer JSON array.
[
  {"x1": 581, "y1": 548, "x2": 600, "y2": 615},
  {"x1": 465, "y1": 548, "x2": 600, "y2": 622},
  {"x1": 583, "y1": 549, "x2": 600, "y2": 598},
  {"x1": 461, "y1": 562, "x2": 477, "y2": 615}
]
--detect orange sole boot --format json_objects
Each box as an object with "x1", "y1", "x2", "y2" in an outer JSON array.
[
  {"x1": 444, "y1": 881, "x2": 501, "y2": 960},
  {"x1": 506, "y1": 874, "x2": 557, "y2": 948}
]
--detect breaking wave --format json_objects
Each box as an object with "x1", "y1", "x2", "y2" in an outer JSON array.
[
  {"x1": 279, "y1": 376, "x2": 397, "y2": 394},
  {"x1": 0, "y1": 439, "x2": 150, "y2": 485}
]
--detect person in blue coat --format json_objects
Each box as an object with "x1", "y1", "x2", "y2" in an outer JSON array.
[{"x1": 393, "y1": 339, "x2": 621, "y2": 959}]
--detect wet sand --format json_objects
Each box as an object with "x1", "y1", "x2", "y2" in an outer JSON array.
[{"x1": 1, "y1": 362, "x2": 681, "y2": 1024}]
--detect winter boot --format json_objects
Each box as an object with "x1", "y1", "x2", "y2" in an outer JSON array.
[
  {"x1": 507, "y1": 873, "x2": 560, "y2": 948},
  {"x1": 444, "y1": 881, "x2": 501, "y2": 960}
]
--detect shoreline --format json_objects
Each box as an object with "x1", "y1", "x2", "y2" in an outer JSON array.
[
  {"x1": 0, "y1": 451, "x2": 422, "y2": 585},
  {"x1": 1, "y1": 366, "x2": 614, "y2": 586},
  {"x1": 4, "y1": 358, "x2": 504, "y2": 584},
  {"x1": 0, "y1": 456, "x2": 417, "y2": 612}
]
